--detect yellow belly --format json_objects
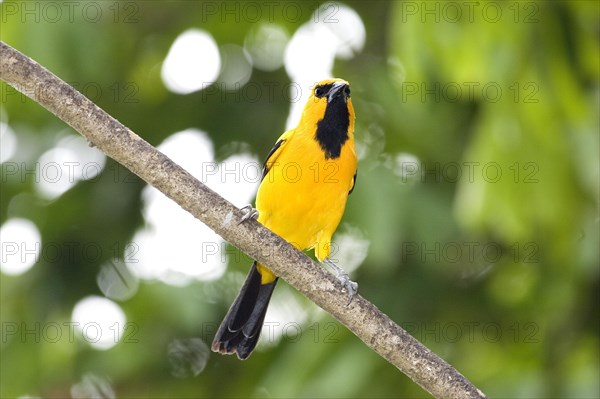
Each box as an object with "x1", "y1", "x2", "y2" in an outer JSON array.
[{"x1": 258, "y1": 171, "x2": 348, "y2": 251}]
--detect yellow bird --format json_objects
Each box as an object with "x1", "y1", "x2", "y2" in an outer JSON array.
[{"x1": 211, "y1": 78, "x2": 358, "y2": 360}]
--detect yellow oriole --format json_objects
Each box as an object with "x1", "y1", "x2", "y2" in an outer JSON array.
[{"x1": 211, "y1": 78, "x2": 357, "y2": 360}]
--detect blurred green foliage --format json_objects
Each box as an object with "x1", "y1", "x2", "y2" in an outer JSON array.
[{"x1": 1, "y1": 1, "x2": 598, "y2": 398}]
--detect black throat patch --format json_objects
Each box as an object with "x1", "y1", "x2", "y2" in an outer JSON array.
[{"x1": 315, "y1": 98, "x2": 350, "y2": 159}]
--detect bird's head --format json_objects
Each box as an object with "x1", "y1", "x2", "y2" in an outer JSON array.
[
  {"x1": 307, "y1": 78, "x2": 352, "y2": 112},
  {"x1": 300, "y1": 78, "x2": 354, "y2": 121},
  {"x1": 310, "y1": 78, "x2": 352, "y2": 104}
]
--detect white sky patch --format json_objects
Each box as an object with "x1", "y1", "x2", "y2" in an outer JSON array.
[
  {"x1": 284, "y1": 2, "x2": 366, "y2": 129},
  {"x1": 128, "y1": 129, "x2": 259, "y2": 286},
  {"x1": 0, "y1": 121, "x2": 17, "y2": 163},
  {"x1": 71, "y1": 296, "x2": 126, "y2": 350},
  {"x1": 162, "y1": 29, "x2": 221, "y2": 95},
  {"x1": 244, "y1": 24, "x2": 289, "y2": 72},
  {"x1": 0, "y1": 218, "x2": 41, "y2": 276},
  {"x1": 35, "y1": 134, "x2": 106, "y2": 200}
]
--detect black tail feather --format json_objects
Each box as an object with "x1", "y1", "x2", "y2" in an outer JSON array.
[{"x1": 211, "y1": 262, "x2": 277, "y2": 360}]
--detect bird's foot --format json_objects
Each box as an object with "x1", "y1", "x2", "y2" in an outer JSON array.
[
  {"x1": 324, "y1": 258, "x2": 358, "y2": 305},
  {"x1": 238, "y1": 205, "x2": 259, "y2": 224}
]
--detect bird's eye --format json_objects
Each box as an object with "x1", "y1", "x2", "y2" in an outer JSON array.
[
  {"x1": 344, "y1": 86, "x2": 351, "y2": 97},
  {"x1": 314, "y1": 86, "x2": 326, "y2": 98}
]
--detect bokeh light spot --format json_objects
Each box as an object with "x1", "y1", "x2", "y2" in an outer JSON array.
[
  {"x1": 168, "y1": 338, "x2": 210, "y2": 378},
  {"x1": 244, "y1": 24, "x2": 289, "y2": 72},
  {"x1": 97, "y1": 260, "x2": 139, "y2": 301},
  {"x1": 0, "y1": 121, "x2": 17, "y2": 163},
  {"x1": 162, "y1": 29, "x2": 221, "y2": 94},
  {"x1": 218, "y1": 44, "x2": 253, "y2": 91},
  {"x1": 71, "y1": 374, "x2": 115, "y2": 399},
  {"x1": 71, "y1": 296, "x2": 126, "y2": 350},
  {"x1": 0, "y1": 218, "x2": 41, "y2": 276},
  {"x1": 35, "y1": 134, "x2": 106, "y2": 200}
]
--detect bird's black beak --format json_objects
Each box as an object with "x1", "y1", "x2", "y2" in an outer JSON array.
[{"x1": 327, "y1": 81, "x2": 349, "y2": 103}]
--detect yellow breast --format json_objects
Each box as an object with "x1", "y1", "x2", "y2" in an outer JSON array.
[{"x1": 256, "y1": 126, "x2": 356, "y2": 254}]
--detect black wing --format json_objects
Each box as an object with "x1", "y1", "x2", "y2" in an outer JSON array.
[
  {"x1": 261, "y1": 138, "x2": 286, "y2": 182},
  {"x1": 349, "y1": 171, "x2": 358, "y2": 195}
]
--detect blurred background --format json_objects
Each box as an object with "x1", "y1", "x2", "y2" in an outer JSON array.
[{"x1": 1, "y1": 1, "x2": 598, "y2": 398}]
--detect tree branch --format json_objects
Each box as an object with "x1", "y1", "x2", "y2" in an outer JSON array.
[{"x1": 0, "y1": 41, "x2": 487, "y2": 399}]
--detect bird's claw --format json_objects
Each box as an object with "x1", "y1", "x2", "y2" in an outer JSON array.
[
  {"x1": 324, "y1": 258, "x2": 358, "y2": 305},
  {"x1": 337, "y1": 272, "x2": 358, "y2": 305},
  {"x1": 239, "y1": 205, "x2": 259, "y2": 224}
]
